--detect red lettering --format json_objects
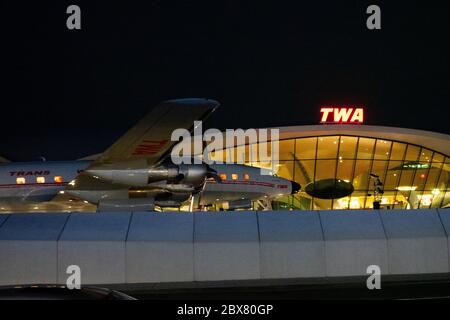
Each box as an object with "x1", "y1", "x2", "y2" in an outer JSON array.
[
  {"x1": 132, "y1": 139, "x2": 169, "y2": 156},
  {"x1": 320, "y1": 107, "x2": 364, "y2": 124}
]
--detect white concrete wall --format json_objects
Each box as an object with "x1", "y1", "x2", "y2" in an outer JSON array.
[
  {"x1": 194, "y1": 211, "x2": 260, "y2": 281},
  {"x1": 57, "y1": 212, "x2": 131, "y2": 285},
  {"x1": 320, "y1": 210, "x2": 388, "y2": 277},
  {"x1": 0, "y1": 214, "x2": 68, "y2": 286},
  {"x1": 126, "y1": 212, "x2": 194, "y2": 283},
  {"x1": 0, "y1": 209, "x2": 449, "y2": 287},
  {"x1": 380, "y1": 209, "x2": 449, "y2": 274},
  {"x1": 258, "y1": 211, "x2": 325, "y2": 279},
  {"x1": 437, "y1": 209, "x2": 450, "y2": 272}
]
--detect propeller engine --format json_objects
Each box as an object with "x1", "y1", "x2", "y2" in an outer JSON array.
[{"x1": 86, "y1": 162, "x2": 221, "y2": 190}]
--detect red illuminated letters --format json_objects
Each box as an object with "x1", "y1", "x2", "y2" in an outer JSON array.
[{"x1": 320, "y1": 107, "x2": 364, "y2": 123}]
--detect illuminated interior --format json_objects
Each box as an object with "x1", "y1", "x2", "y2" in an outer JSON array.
[{"x1": 209, "y1": 136, "x2": 450, "y2": 210}]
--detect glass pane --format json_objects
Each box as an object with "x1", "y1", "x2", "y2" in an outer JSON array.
[
  {"x1": 338, "y1": 136, "x2": 358, "y2": 159},
  {"x1": 349, "y1": 191, "x2": 366, "y2": 209},
  {"x1": 278, "y1": 140, "x2": 295, "y2": 160},
  {"x1": 431, "y1": 189, "x2": 446, "y2": 208},
  {"x1": 250, "y1": 161, "x2": 274, "y2": 173},
  {"x1": 390, "y1": 142, "x2": 407, "y2": 160},
  {"x1": 364, "y1": 195, "x2": 375, "y2": 209},
  {"x1": 441, "y1": 190, "x2": 450, "y2": 208},
  {"x1": 393, "y1": 192, "x2": 409, "y2": 209},
  {"x1": 294, "y1": 159, "x2": 315, "y2": 186},
  {"x1": 432, "y1": 153, "x2": 445, "y2": 163},
  {"x1": 418, "y1": 191, "x2": 434, "y2": 209},
  {"x1": 292, "y1": 194, "x2": 312, "y2": 210},
  {"x1": 234, "y1": 145, "x2": 247, "y2": 164},
  {"x1": 272, "y1": 195, "x2": 293, "y2": 210},
  {"x1": 317, "y1": 136, "x2": 339, "y2": 159},
  {"x1": 257, "y1": 141, "x2": 272, "y2": 162},
  {"x1": 247, "y1": 144, "x2": 258, "y2": 162},
  {"x1": 333, "y1": 197, "x2": 350, "y2": 209},
  {"x1": 374, "y1": 140, "x2": 392, "y2": 160},
  {"x1": 356, "y1": 138, "x2": 375, "y2": 159},
  {"x1": 224, "y1": 148, "x2": 235, "y2": 163},
  {"x1": 419, "y1": 149, "x2": 433, "y2": 162},
  {"x1": 353, "y1": 159, "x2": 372, "y2": 190},
  {"x1": 315, "y1": 160, "x2": 337, "y2": 181},
  {"x1": 425, "y1": 163, "x2": 443, "y2": 190},
  {"x1": 384, "y1": 161, "x2": 402, "y2": 190},
  {"x1": 276, "y1": 161, "x2": 294, "y2": 181},
  {"x1": 313, "y1": 198, "x2": 332, "y2": 210},
  {"x1": 379, "y1": 191, "x2": 397, "y2": 209},
  {"x1": 436, "y1": 169, "x2": 449, "y2": 190},
  {"x1": 296, "y1": 138, "x2": 317, "y2": 159},
  {"x1": 404, "y1": 145, "x2": 420, "y2": 161},
  {"x1": 209, "y1": 149, "x2": 227, "y2": 163},
  {"x1": 371, "y1": 160, "x2": 388, "y2": 180},
  {"x1": 412, "y1": 165, "x2": 429, "y2": 191},
  {"x1": 336, "y1": 159, "x2": 354, "y2": 182},
  {"x1": 398, "y1": 169, "x2": 415, "y2": 189}
]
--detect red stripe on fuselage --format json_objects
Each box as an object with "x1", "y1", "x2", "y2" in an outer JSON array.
[
  {"x1": 0, "y1": 182, "x2": 68, "y2": 188},
  {"x1": 209, "y1": 180, "x2": 276, "y2": 188}
]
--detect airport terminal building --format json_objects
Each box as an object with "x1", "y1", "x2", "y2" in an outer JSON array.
[{"x1": 208, "y1": 124, "x2": 450, "y2": 211}]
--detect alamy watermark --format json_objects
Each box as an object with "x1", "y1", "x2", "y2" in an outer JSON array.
[
  {"x1": 366, "y1": 265, "x2": 381, "y2": 290},
  {"x1": 66, "y1": 265, "x2": 81, "y2": 290},
  {"x1": 171, "y1": 121, "x2": 280, "y2": 175},
  {"x1": 66, "y1": 5, "x2": 81, "y2": 30}
]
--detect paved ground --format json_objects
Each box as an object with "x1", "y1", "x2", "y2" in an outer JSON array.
[{"x1": 127, "y1": 279, "x2": 450, "y2": 300}]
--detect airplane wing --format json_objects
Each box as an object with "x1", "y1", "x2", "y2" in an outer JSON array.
[
  {"x1": 96, "y1": 98, "x2": 219, "y2": 165},
  {"x1": 63, "y1": 98, "x2": 219, "y2": 202}
]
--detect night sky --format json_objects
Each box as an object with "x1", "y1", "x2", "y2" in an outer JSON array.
[{"x1": 2, "y1": 1, "x2": 450, "y2": 161}]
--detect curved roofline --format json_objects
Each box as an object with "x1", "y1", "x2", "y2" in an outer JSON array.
[{"x1": 270, "y1": 124, "x2": 450, "y2": 157}]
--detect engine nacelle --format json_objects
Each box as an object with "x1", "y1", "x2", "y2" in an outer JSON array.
[
  {"x1": 87, "y1": 164, "x2": 210, "y2": 188},
  {"x1": 176, "y1": 164, "x2": 209, "y2": 187}
]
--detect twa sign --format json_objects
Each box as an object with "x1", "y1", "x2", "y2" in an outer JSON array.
[{"x1": 320, "y1": 107, "x2": 364, "y2": 124}]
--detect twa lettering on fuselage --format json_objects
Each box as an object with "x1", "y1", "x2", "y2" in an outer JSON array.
[{"x1": 10, "y1": 171, "x2": 50, "y2": 176}]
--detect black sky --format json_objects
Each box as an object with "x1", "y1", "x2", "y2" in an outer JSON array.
[{"x1": 2, "y1": 1, "x2": 450, "y2": 161}]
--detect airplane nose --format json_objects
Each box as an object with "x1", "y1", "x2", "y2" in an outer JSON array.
[{"x1": 291, "y1": 181, "x2": 301, "y2": 194}]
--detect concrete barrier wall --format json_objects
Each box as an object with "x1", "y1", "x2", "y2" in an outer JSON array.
[
  {"x1": 0, "y1": 214, "x2": 69, "y2": 286},
  {"x1": 194, "y1": 211, "x2": 260, "y2": 281},
  {"x1": 57, "y1": 213, "x2": 131, "y2": 285},
  {"x1": 320, "y1": 210, "x2": 388, "y2": 277},
  {"x1": 381, "y1": 209, "x2": 449, "y2": 274},
  {"x1": 126, "y1": 212, "x2": 194, "y2": 283},
  {"x1": 0, "y1": 209, "x2": 449, "y2": 286},
  {"x1": 258, "y1": 211, "x2": 325, "y2": 279}
]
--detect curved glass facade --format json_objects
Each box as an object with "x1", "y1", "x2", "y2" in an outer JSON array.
[{"x1": 209, "y1": 135, "x2": 450, "y2": 210}]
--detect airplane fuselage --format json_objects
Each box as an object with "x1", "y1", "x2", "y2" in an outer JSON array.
[
  {"x1": 0, "y1": 161, "x2": 296, "y2": 210},
  {"x1": 0, "y1": 161, "x2": 91, "y2": 202}
]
